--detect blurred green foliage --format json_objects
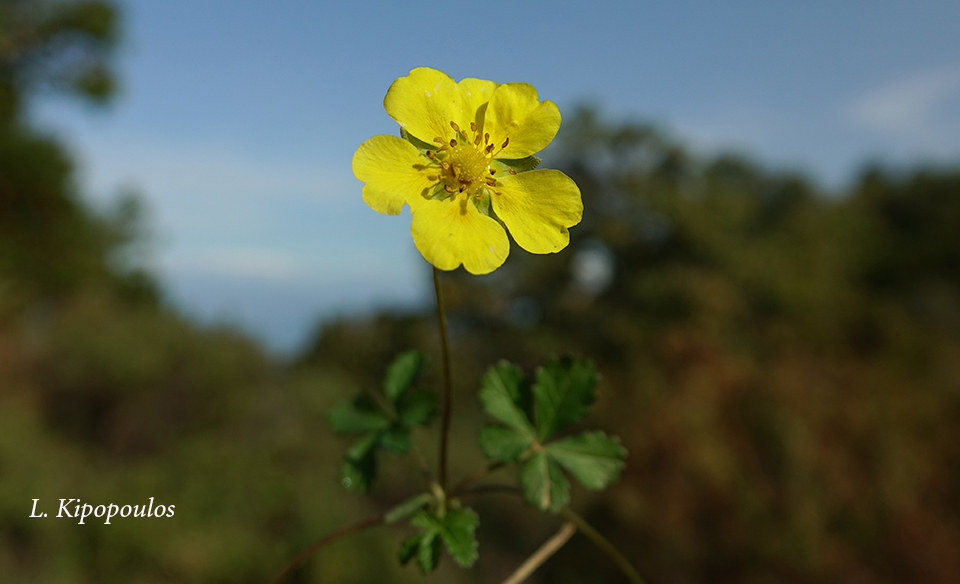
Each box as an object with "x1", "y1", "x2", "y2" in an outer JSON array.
[{"x1": 3, "y1": 2, "x2": 960, "y2": 582}]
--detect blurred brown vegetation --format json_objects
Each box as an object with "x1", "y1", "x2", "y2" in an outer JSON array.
[{"x1": 3, "y1": 2, "x2": 960, "y2": 583}]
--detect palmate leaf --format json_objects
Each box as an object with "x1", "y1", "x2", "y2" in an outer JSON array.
[
  {"x1": 520, "y1": 450, "x2": 570, "y2": 512},
  {"x1": 478, "y1": 361, "x2": 534, "y2": 435},
  {"x1": 400, "y1": 508, "x2": 480, "y2": 572},
  {"x1": 384, "y1": 350, "x2": 429, "y2": 403},
  {"x1": 329, "y1": 350, "x2": 434, "y2": 492},
  {"x1": 477, "y1": 358, "x2": 627, "y2": 512},
  {"x1": 478, "y1": 425, "x2": 534, "y2": 462},
  {"x1": 545, "y1": 431, "x2": 626, "y2": 490},
  {"x1": 533, "y1": 357, "x2": 598, "y2": 441}
]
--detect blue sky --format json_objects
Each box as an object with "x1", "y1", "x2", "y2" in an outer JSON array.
[{"x1": 32, "y1": 0, "x2": 960, "y2": 354}]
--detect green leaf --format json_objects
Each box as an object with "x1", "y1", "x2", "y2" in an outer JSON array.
[
  {"x1": 438, "y1": 508, "x2": 480, "y2": 568},
  {"x1": 398, "y1": 533, "x2": 422, "y2": 565},
  {"x1": 545, "y1": 431, "x2": 627, "y2": 490},
  {"x1": 384, "y1": 350, "x2": 428, "y2": 403},
  {"x1": 385, "y1": 493, "x2": 434, "y2": 525},
  {"x1": 478, "y1": 424, "x2": 534, "y2": 463},
  {"x1": 378, "y1": 425, "x2": 412, "y2": 454},
  {"x1": 405, "y1": 508, "x2": 480, "y2": 570},
  {"x1": 396, "y1": 387, "x2": 436, "y2": 427},
  {"x1": 533, "y1": 358, "x2": 598, "y2": 440},
  {"x1": 478, "y1": 361, "x2": 535, "y2": 436},
  {"x1": 340, "y1": 432, "x2": 379, "y2": 492},
  {"x1": 328, "y1": 395, "x2": 391, "y2": 434},
  {"x1": 418, "y1": 534, "x2": 443, "y2": 573},
  {"x1": 520, "y1": 450, "x2": 570, "y2": 512}
]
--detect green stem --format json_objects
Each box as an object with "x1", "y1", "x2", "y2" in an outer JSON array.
[
  {"x1": 450, "y1": 460, "x2": 507, "y2": 496},
  {"x1": 559, "y1": 508, "x2": 646, "y2": 584},
  {"x1": 269, "y1": 512, "x2": 385, "y2": 584},
  {"x1": 433, "y1": 267, "x2": 454, "y2": 492}
]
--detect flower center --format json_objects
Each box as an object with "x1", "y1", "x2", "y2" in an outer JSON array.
[
  {"x1": 424, "y1": 121, "x2": 511, "y2": 200},
  {"x1": 447, "y1": 143, "x2": 488, "y2": 189}
]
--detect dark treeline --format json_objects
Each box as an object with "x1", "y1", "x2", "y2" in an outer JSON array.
[{"x1": 2, "y1": 2, "x2": 959, "y2": 582}]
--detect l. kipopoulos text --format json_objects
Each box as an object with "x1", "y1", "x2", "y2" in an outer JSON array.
[{"x1": 29, "y1": 498, "x2": 175, "y2": 525}]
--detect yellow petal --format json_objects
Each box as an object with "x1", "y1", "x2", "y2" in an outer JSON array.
[
  {"x1": 484, "y1": 83, "x2": 561, "y2": 159},
  {"x1": 457, "y1": 77, "x2": 498, "y2": 132},
  {"x1": 492, "y1": 169, "x2": 583, "y2": 254},
  {"x1": 384, "y1": 67, "x2": 460, "y2": 145},
  {"x1": 352, "y1": 135, "x2": 438, "y2": 215},
  {"x1": 409, "y1": 194, "x2": 510, "y2": 275}
]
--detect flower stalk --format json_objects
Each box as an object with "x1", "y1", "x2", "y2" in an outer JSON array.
[{"x1": 433, "y1": 267, "x2": 454, "y2": 492}]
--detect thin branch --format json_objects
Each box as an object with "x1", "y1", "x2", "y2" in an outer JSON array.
[
  {"x1": 433, "y1": 267, "x2": 454, "y2": 492},
  {"x1": 450, "y1": 460, "x2": 507, "y2": 496},
  {"x1": 501, "y1": 522, "x2": 577, "y2": 584},
  {"x1": 269, "y1": 512, "x2": 385, "y2": 584},
  {"x1": 559, "y1": 507, "x2": 646, "y2": 584}
]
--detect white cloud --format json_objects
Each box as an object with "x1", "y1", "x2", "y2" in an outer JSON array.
[
  {"x1": 162, "y1": 247, "x2": 302, "y2": 280},
  {"x1": 845, "y1": 66, "x2": 960, "y2": 140}
]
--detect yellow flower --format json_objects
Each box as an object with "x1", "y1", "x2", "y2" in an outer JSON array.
[{"x1": 352, "y1": 67, "x2": 583, "y2": 275}]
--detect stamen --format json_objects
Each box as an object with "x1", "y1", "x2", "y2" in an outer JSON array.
[
  {"x1": 501, "y1": 137, "x2": 509, "y2": 149},
  {"x1": 450, "y1": 121, "x2": 461, "y2": 133},
  {"x1": 484, "y1": 132, "x2": 490, "y2": 144},
  {"x1": 459, "y1": 185, "x2": 466, "y2": 192},
  {"x1": 484, "y1": 143, "x2": 495, "y2": 155},
  {"x1": 444, "y1": 184, "x2": 456, "y2": 194},
  {"x1": 433, "y1": 137, "x2": 443, "y2": 144},
  {"x1": 485, "y1": 178, "x2": 497, "y2": 186},
  {"x1": 489, "y1": 168, "x2": 496, "y2": 175},
  {"x1": 474, "y1": 134, "x2": 482, "y2": 145},
  {"x1": 508, "y1": 168, "x2": 517, "y2": 175},
  {"x1": 449, "y1": 139, "x2": 457, "y2": 147},
  {"x1": 470, "y1": 122, "x2": 477, "y2": 132}
]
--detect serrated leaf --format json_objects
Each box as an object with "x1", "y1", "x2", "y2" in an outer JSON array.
[
  {"x1": 398, "y1": 533, "x2": 422, "y2": 565},
  {"x1": 520, "y1": 450, "x2": 570, "y2": 512},
  {"x1": 418, "y1": 534, "x2": 443, "y2": 573},
  {"x1": 396, "y1": 388, "x2": 436, "y2": 427},
  {"x1": 328, "y1": 395, "x2": 391, "y2": 434},
  {"x1": 385, "y1": 493, "x2": 434, "y2": 525},
  {"x1": 479, "y1": 361, "x2": 535, "y2": 436},
  {"x1": 479, "y1": 424, "x2": 534, "y2": 463},
  {"x1": 408, "y1": 508, "x2": 480, "y2": 569},
  {"x1": 378, "y1": 425, "x2": 412, "y2": 454},
  {"x1": 545, "y1": 431, "x2": 627, "y2": 490},
  {"x1": 439, "y1": 508, "x2": 480, "y2": 567},
  {"x1": 534, "y1": 358, "x2": 598, "y2": 440},
  {"x1": 340, "y1": 433, "x2": 377, "y2": 493},
  {"x1": 384, "y1": 350, "x2": 428, "y2": 403}
]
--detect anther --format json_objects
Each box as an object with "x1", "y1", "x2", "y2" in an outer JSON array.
[
  {"x1": 484, "y1": 143, "x2": 495, "y2": 154},
  {"x1": 485, "y1": 178, "x2": 497, "y2": 186},
  {"x1": 444, "y1": 184, "x2": 456, "y2": 193},
  {"x1": 474, "y1": 134, "x2": 482, "y2": 145},
  {"x1": 433, "y1": 137, "x2": 443, "y2": 144},
  {"x1": 489, "y1": 168, "x2": 496, "y2": 175},
  {"x1": 484, "y1": 132, "x2": 490, "y2": 144},
  {"x1": 501, "y1": 137, "x2": 510, "y2": 149},
  {"x1": 459, "y1": 185, "x2": 466, "y2": 192},
  {"x1": 450, "y1": 139, "x2": 457, "y2": 147},
  {"x1": 450, "y1": 121, "x2": 461, "y2": 133},
  {"x1": 508, "y1": 168, "x2": 517, "y2": 175},
  {"x1": 470, "y1": 122, "x2": 477, "y2": 132}
]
